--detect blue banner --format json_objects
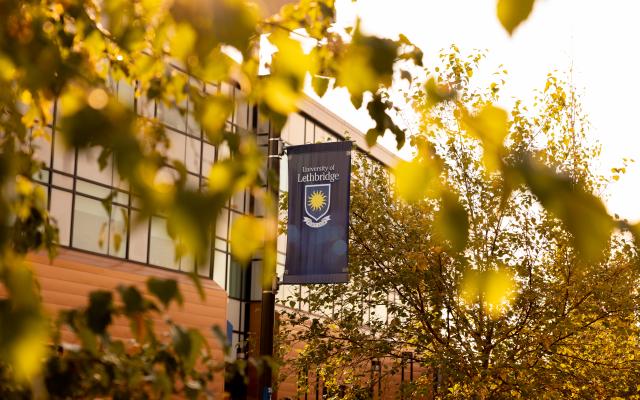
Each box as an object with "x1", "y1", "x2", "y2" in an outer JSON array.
[{"x1": 283, "y1": 141, "x2": 352, "y2": 284}]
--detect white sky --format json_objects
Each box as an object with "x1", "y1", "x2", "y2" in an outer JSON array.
[{"x1": 309, "y1": 0, "x2": 640, "y2": 223}]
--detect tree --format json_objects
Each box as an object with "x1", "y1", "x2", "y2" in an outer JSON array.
[
  {"x1": 0, "y1": 0, "x2": 636, "y2": 396},
  {"x1": 279, "y1": 49, "x2": 640, "y2": 399}
]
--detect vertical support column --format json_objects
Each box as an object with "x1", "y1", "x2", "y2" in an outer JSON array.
[{"x1": 259, "y1": 119, "x2": 281, "y2": 400}]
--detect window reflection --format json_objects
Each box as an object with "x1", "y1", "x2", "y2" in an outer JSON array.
[
  {"x1": 149, "y1": 216, "x2": 178, "y2": 270},
  {"x1": 72, "y1": 196, "x2": 109, "y2": 254}
]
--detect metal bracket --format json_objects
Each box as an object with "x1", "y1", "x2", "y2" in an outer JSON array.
[{"x1": 268, "y1": 137, "x2": 285, "y2": 158}]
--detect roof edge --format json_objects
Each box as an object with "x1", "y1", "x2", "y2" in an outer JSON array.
[{"x1": 296, "y1": 95, "x2": 401, "y2": 168}]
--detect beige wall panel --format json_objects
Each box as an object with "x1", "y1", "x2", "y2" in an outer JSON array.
[{"x1": 22, "y1": 248, "x2": 228, "y2": 395}]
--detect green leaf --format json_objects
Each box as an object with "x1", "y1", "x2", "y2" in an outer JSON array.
[
  {"x1": 497, "y1": 0, "x2": 536, "y2": 35},
  {"x1": 312, "y1": 75, "x2": 330, "y2": 97},
  {"x1": 117, "y1": 285, "x2": 146, "y2": 316},
  {"x1": 172, "y1": 327, "x2": 204, "y2": 372},
  {"x1": 147, "y1": 278, "x2": 184, "y2": 309},
  {"x1": 514, "y1": 156, "x2": 614, "y2": 262},
  {"x1": 433, "y1": 190, "x2": 469, "y2": 252},
  {"x1": 171, "y1": 0, "x2": 258, "y2": 57},
  {"x1": 366, "y1": 93, "x2": 405, "y2": 149},
  {"x1": 400, "y1": 69, "x2": 412, "y2": 83},
  {"x1": 86, "y1": 291, "x2": 113, "y2": 335},
  {"x1": 336, "y1": 27, "x2": 399, "y2": 107},
  {"x1": 424, "y1": 77, "x2": 456, "y2": 109}
]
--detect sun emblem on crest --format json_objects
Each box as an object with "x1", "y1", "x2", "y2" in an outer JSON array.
[{"x1": 308, "y1": 191, "x2": 327, "y2": 211}]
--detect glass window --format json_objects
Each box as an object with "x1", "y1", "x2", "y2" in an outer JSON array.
[
  {"x1": 128, "y1": 211, "x2": 149, "y2": 263},
  {"x1": 202, "y1": 143, "x2": 215, "y2": 173},
  {"x1": 230, "y1": 189, "x2": 246, "y2": 212},
  {"x1": 158, "y1": 101, "x2": 186, "y2": 131},
  {"x1": 33, "y1": 169, "x2": 49, "y2": 185},
  {"x1": 113, "y1": 170, "x2": 129, "y2": 191},
  {"x1": 235, "y1": 98, "x2": 250, "y2": 130},
  {"x1": 196, "y1": 240, "x2": 212, "y2": 278},
  {"x1": 186, "y1": 173, "x2": 199, "y2": 190},
  {"x1": 216, "y1": 209, "x2": 229, "y2": 238},
  {"x1": 149, "y1": 216, "x2": 179, "y2": 269},
  {"x1": 227, "y1": 259, "x2": 244, "y2": 298},
  {"x1": 185, "y1": 136, "x2": 201, "y2": 174},
  {"x1": 227, "y1": 299, "x2": 241, "y2": 334},
  {"x1": 77, "y1": 147, "x2": 112, "y2": 186},
  {"x1": 50, "y1": 189, "x2": 72, "y2": 246},
  {"x1": 217, "y1": 142, "x2": 230, "y2": 160},
  {"x1": 187, "y1": 81, "x2": 202, "y2": 137},
  {"x1": 76, "y1": 180, "x2": 111, "y2": 198},
  {"x1": 166, "y1": 129, "x2": 186, "y2": 163},
  {"x1": 180, "y1": 253, "x2": 196, "y2": 273},
  {"x1": 109, "y1": 205, "x2": 128, "y2": 258},
  {"x1": 52, "y1": 173, "x2": 73, "y2": 190},
  {"x1": 137, "y1": 94, "x2": 155, "y2": 118},
  {"x1": 113, "y1": 191, "x2": 129, "y2": 206},
  {"x1": 257, "y1": 113, "x2": 270, "y2": 135},
  {"x1": 250, "y1": 261, "x2": 262, "y2": 301},
  {"x1": 116, "y1": 80, "x2": 135, "y2": 108},
  {"x1": 213, "y1": 250, "x2": 227, "y2": 288},
  {"x1": 52, "y1": 132, "x2": 75, "y2": 174},
  {"x1": 72, "y1": 195, "x2": 109, "y2": 254}
]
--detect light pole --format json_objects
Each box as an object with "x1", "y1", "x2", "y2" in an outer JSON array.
[{"x1": 259, "y1": 114, "x2": 281, "y2": 400}]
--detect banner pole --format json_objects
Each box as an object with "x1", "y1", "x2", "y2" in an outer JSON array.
[{"x1": 259, "y1": 120, "x2": 281, "y2": 400}]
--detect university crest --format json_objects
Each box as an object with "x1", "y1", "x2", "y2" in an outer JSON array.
[{"x1": 303, "y1": 184, "x2": 331, "y2": 228}]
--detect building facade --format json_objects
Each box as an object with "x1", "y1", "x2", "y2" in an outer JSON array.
[{"x1": 26, "y1": 61, "x2": 420, "y2": 398}]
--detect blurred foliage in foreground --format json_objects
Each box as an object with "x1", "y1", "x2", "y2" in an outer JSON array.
[
  {"x1": 0, "y1": 0, "x2": 637, "y2": 397},
  {"x1": 279, "y1": 50, "x2": 640, "y2": 399},
  {"x1": 0, "y1": 0, "x2": 423, "y2": 395}
]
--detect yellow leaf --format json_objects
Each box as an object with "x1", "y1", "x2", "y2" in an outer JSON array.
[
  {"x1": 485, "y1": 269, "x2": 515, "y2": 310},
  {"x1": 11, "y1": 326, "x2": 49, "y2": 381},
  {"x1": 208, "y1": 162, "x2": 232, "y2": 193},
  {"x1": 59, "y1": 85, "x2": 86, "y2": 117},
  {"x1": 171, "y1": 23, "x2": 197, "y2": 62},
  {"x1": 463, "y1": 104, "x2": 509, "y2": 172},
  {"x1": 393, "y1": 159, "x2": 440, "y2": 203},
  {"x1": 200, "y1": 96, "x2": 232, "y2": 142},
  {"x1": 0, "y1": 54, "x2": 17, "y2": 80},
  {"x1": 337, "y1": 47, "x2": 376, "y2": 102},
  {"x1": 268, "y1": 31, "x2": 312, "y2": 87},
  {"x1": 15, "y1": 175, "x2": 34, "y2": 196},
  {"x1": 230, "y1": 215, "x2": 265, "y2": 263},
  {"x1": 461, "y1": 268, "x2": 516, "y2": 317},
  {"x1": 84, "y1": 30, "x2": 106, "y2": 60},
  {"x1": 262, "y1": 77, "x2": 299, "y2": 114},
  {"x1": 496, "y1": 0, "x2": 536, "y2": 35}
]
